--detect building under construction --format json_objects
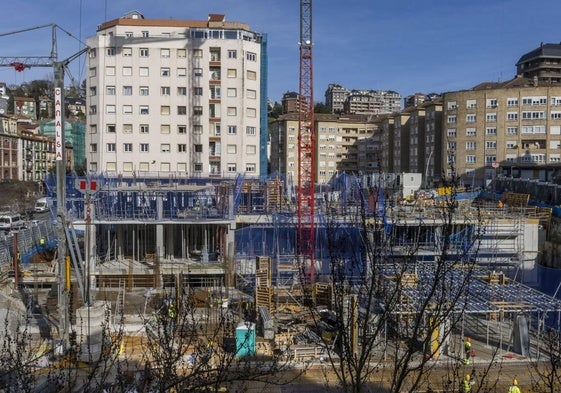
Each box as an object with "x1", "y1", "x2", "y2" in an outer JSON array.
[{"x1": 1, "y1": 171, "x2": 561, "y2": 367}]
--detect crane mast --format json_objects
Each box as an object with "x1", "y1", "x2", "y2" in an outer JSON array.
[{"x1": 297, "y1": 0, "x2": 315, "y2": 283}]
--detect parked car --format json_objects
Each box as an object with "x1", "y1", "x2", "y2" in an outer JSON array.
[
  {"x1": 34, "y1": 197, "x2": 49, "y2": 213},
  {"x1": 0, "y1": 213, "x2": 26, "y2": 232}
]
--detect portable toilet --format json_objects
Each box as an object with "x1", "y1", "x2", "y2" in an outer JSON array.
[{"x1": 236, "y1": 322, "x2": 256, "y2": 356}]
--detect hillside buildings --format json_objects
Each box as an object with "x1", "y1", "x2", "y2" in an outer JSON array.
[
  {"x1": 85, "y1": 11, "x2": 267, "y2": 179},
  {"x1": 324, "y1": 83, "x2": 402, "y2": 115}
]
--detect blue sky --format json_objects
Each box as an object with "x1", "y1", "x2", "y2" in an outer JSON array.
[{"x1": 1, "y1": 0, "x2": 561, "y2": 104}]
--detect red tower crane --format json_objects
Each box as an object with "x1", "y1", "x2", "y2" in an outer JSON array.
[{"x1": 297, "y1": 0, "x2": 315, "y2": 283}]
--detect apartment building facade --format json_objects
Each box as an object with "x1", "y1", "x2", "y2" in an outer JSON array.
[
  {"x1": 86, "y1": 11, "x2": 265, "y2": 178},
  {"x1": 442, "y1": 77, "x2": 561, "y2": 186},
  {"x1": 269, "y1": 113, "x2": 376, "y2": 185},
  {"x1": 325, "y1": 84, "x2": 402, "y2": 115},
  {"x1": 516, "y1": 42, "x2": 561, "y2": 84}
]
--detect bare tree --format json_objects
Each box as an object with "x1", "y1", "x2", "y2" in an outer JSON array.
[
  {"x1": 137, "y1": 288, "x2": 299, "y2": 392},
  {"x1": 299, "y1": 176, "x2": 489, "y2": 393},
  {"x1": 529, "y1": 325, "x2": 561, "y2": 393}
]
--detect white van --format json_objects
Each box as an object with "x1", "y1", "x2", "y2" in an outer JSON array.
[
  {"x1": 35, "y1": 197, "x2": 49, "y2": 213},
  {"x1": 0, "y1": 213, "x2": 26, "y2": 232}
]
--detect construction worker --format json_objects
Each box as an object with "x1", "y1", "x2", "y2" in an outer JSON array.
[
  {"x1": 463, "y1": 337, "x2": 472, "y2": 365},
  {"x1": 168, "y1": 303, "x2": 176, "y2": 319},
  {"x1": 461, "y1": 374, "x2": 473, "y2": 393},
  {"x1": 508, "y1": 379, "x2": 521, "y2": 393}
]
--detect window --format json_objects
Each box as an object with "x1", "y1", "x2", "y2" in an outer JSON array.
[
  {"x1": 178, "y1": 125, "x2": 187, "y2": 134},
  {"x1": 89, "y1": 105, "x2": 97, "y2": 115},
  {"x1": 193, "y1": 68, "x2": 202, "y2": 77},
  {"x1": 141, "y1": 31, "x2": 149, "y2": 38},
  {"x1": 160, "y1": 48, "x2": 170, "y2": 58},
  {"x1": 486, "y1": 127, "x2": 497, "y2": 135},
  {"x1": 227, "y1": 163, "x2": 237, "y2": 172},
  {"x1": 160, "y1": 125, "x2": 170, "y2": 134},
  {"x1": 140, "y1": 125, "x2": 149, "y2": 134},
  {"x1": 122, "y1": 67, "x2": 132, "y2": 76},
  {"x1": 194, "y1": 87, "x2": 203, "y2": 96},
  {"x1": 466, "y1": 155, "x2": 476, "y2": 164},
  {"x1": 177, "y1": 106, "x2": 187, "y2": 115},
  {"x1": 89, "y1": 86, "x2": 97, "y2": 96},
  {"x1": 228, "y1": 125, "x2": 237, "y2": 135},
  {"x1": 486, "y1": 156, "x2": 497, "y2": 165},
  {"x1": 177, "y1": 67, "x2": 187, "y2": 77},
  {"x1": 507, "y1": 97, "x2": 518, "y2": 107},
  {"x1": 507, "y1": 112, "x2": 518, "y2": 121},
  {"x1": 552, "y1": 97, "x2": 561, "y2": 106},
  {"x1": 506, "y1": 141, "x2": 517, "y2": 149},
  {"x1": 487, "y1": 98, "x2": 498, "y2": 107},
  {"x1": 227, "y1": 88, "x2": 237, "y2": 97},
  {"x1": 140, "y1": 86, "x2": 149, "y2": 96},
  {"x1": 246, "y1": 126, "x2": 256, "y2": 135},
  {"x1": 140, "y1": 143, "x2": 149, "y2": 152},
  {"x1": 177, "y1": 87, "x2": 187, "y2": 96},
  {"x1": 466, "y1": 128, "x2": 476, "y2": 136},
  {"x1": 522, "y1": 125, "x2": 546, "y2": 134},
  {"x1": 227, "y1": 69, "x2": 237, "y2": 78},
  {"x1": 125, "y1": 32, "x2": 133, "y2": 38},
  {"x1": 194, "y1": 124, "x2": 204, "y2": 134},
  {"x1": 177, "y1": 49, "x2": 186, "y2": 58},
  {"x1": 246, "y1": 52, "x2": 256, "y2": 61},
  {"x1": 123, "y1": 124, "x2": 133, "y2": 133},
  {"x1": 246, "y1": 145, "x2": 256, "y2": 154},
  {"x1": 466, "y1": 100, "x2": 477, "y2": 109},
  {"x1": 247, "y1": 108, "x2": 256, "y2": 117},
  {"x1": 466, "y1": 141, "x2": 476, "y2": 150},
  {"x1": 522, "y1": 111, "x2": 546, "y2": 120},
  {"x1": 447, "y1": 155, "x2": 456, "y2": 163},
  {"x1": 194, "y1": 163, "x2": 203, "y2": 172},
  {"x1": 106, "y1": 66, "x2": 115, "y2": 76},
  {"x1": 89, "y1": 67, "x2": 96, "y2": 77},
  {"x1": 161, "y1": 106, "x2": 170, "y2": 115},
  {"x1": 140, "y1": 105, "x2": 149, "y2": 115},
  {"x1": 106, "y1": 86, "x2": 115, "y2": 95},
  {"x1": 227, "y1": 107, "x2": 237, "y2": 116},
  {"x1": 123, "y1": 105, "x2": 132, "y2": 114},
  {"x1": 106, "y1": 143, "x2": 116, "y2": 152},
  {"x1": 247, "y1": 89, "x2": 256, "y2": 99},
  {"x1": 193, "y1": 106, "x2": 203, "y2": 116},
  {"x1": 161, "y1": 67, "x2": 170, "y2": 77},
  {"x1": 447, "y1": 128, "x2": 457, "y2": 137},
  {"x1": 106, "y1": 47, "x2": 116, "y2": 56},
  {"x1": 161, "y1": 144, "x2": 170, "y2": 153},
  {"x1": 447, "y1": 115, "x2": 457, "y2": 124},
  {"x1": 466, "y1": 114, "x2": 476, "y2": 123},
  {"x1": 210, "y1": 86, "x2": 221, "y2": 99},
  {"x1": 228, "y1": 50, "x2": 237, "y2": 58},
  {"x1": 178, "y1": 144, "x2": 187, "y2": 153},
  {"x1": 140, "y1": 48, "x2": 149, "y2": 57},
  {"x1": 507, "y1": 127, "x2": 518, "y2": 135},
  {"x1": 161, "y1": 86, "x2": 170, "y2": 96},
  {"x1": 89, "y1": 49, "x2": 96, "y2": 58},
  {"x1": 486, "y1": 141, "x2": 497, "y2": 149},
  {"x1": 193, "y1": 49, "x2": 203, "y2": 57},
  {"x1": 124, "y1": 143, "x2": 133, "y2": 152},
  {"x1": 522, "y1": 96, "x2": 547, "y2": 105},
  {"x1": 89, "y1": 143, "x2": 97, "y2": 153},
  {"x1": 552, "y1": 112, "x2": 561, "y2": 120},
  {"x1": 447, "y1": 101, "x2": 457, "y2": 110},
  {"x1": 123, "y1": 86, "x2": 132, "y2": 95},
  {"x1": 486, "y1": 113, "x2": 497, "y2": 122},
  {"x1": 246, "y1": 70, "x2": 257, "y2": 80},
  {"x1": 245, "y1": 163, "x2": 256, "y2": 172},
  {"x1": 227, "y1": 144, "x2": 237, "y2": 154},
  {"x1": 106, "y1": 105, "x2": 116, "y2": 114},
  {"x1": 122, "y1": 47, "x2": 132, "y2": 57},
  {"x1": 194, "y1": 144, "x2": 203, "y2": 153},
  {"x1": 139, "y1": 67, "x2": 149, "y2": 77}
]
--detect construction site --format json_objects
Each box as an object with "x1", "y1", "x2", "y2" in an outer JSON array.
[{"x1": 1, "y1": 171, "x2": 561, "y2": 390}]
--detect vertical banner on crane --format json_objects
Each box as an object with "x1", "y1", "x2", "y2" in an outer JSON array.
[{"x1": 54, "y1": 87, "x2": 63, "y2": 161}]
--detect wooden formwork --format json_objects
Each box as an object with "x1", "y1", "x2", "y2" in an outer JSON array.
[
  {"x1": 314, "y1": 283, "x2": 332, "y2": 308},
  {"x1": 502, "y1": 192, "x2": 530, "y2": 207},
  {"x1": 255, "y1": 285, "x2": 274, "y2": 312},
  {"x1": 256, "y1": 256, "x2": 272, "y2": 287},
  {"x1": 266, "y1": 178, "x2": 284, "y2": 211}
]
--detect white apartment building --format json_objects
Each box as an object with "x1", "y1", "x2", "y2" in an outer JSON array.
[{"x1": 86, "y1": 11, "x2": 264, "y2": 178}]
